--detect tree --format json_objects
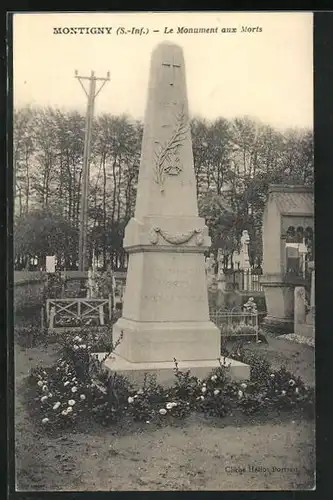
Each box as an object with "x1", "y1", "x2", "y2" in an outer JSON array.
[
  {"x1": 14, "y1": 106, "x2": 37, "y2": 215},
  {"x1": 14, "y1": 208, "x2": 79, "y2": 269},
  {"x1": 13, "y1": 104, "x2": 314, "y2": 270}
]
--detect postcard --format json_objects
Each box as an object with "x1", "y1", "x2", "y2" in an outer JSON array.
[{"x1": 11, "y1": 11, "x2": 314, "y2": 492}]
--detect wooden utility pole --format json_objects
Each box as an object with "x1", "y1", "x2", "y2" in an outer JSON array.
[{"x1": 75, "y1": 70, "x2": 110, "y2": 272}]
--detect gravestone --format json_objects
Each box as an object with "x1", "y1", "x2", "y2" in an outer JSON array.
[
  {"x1": 205, "y1": 252, "x2": 217, "y2": 289},
  {"x1": 87, "y1": 267, "x2": 99, "y2": 298},
  {"x1": 104, "y1": 42, "x2": 249, "y2": 385},
  {"x1": 294, "y1": 286, "x2": 307, "y2": 332},
  {"x1": 217, "y1": 248, "x2": 226, "y2": 292},
  {"x1": 294, "y1": 280, "x2": 314, "y2": 339},
  {"x1": 304, "y1": 260, "x2": 315, "y2": 337},
  {"x1": 46, "y1": 255, "x2": 56, "y2": 273},
  {"x1": 239, "y1": 230, "x2": 250, "y2": 271},
  {"x1": 308, "y1": 261, "x2": 315, "y2": 316}
]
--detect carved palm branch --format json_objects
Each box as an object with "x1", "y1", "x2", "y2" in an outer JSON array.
[{"x1": 154, "y1": 106, "x2": 189, "y2": 190}]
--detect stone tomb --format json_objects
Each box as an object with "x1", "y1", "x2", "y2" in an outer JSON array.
[
  {"x1": 261, "y1": 184, "x2": 314, "y2": 333},
  {"x1": 103, "y1": 42, "x2": 249, "y2": 386}
]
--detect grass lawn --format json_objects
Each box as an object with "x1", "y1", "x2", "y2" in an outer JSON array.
[
  {"x1": 14, "y1": 336, "x2": 315, "y2": 491},
  {"x1": 226, "y1": 333, "x2": 315, "y2": 387}
]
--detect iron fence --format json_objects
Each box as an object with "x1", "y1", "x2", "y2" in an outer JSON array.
[
  {"x1": 223, "y1": 269, "x2": 264, "y2": 292},
  {"x1": 210, "y1": 307, "x2": 259, "y2": 342}
]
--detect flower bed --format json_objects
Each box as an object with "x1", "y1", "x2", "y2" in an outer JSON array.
[{"x1": 25, "y1": 329, "x2": 314, "y2": 433}]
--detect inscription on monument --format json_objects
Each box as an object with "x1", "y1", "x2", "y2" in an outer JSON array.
[{"x1": 139, "y1": 257, "x2": 208, "y2": 322}]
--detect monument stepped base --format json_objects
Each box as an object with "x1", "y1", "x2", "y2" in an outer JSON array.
[
  {"x1": 99, "y1": 353, "x2": 250, "y2": 388},
  {"x1": 112, "y1": 317, "x2": 221, "y2": 363}
]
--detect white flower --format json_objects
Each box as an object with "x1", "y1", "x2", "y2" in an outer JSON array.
[
  {"x1": 240, "y1": 383, "x2": 247, "y2": 389},
  {"x1": 42, "y1": 385, "x2": 48, "y2": 392},
  {"x1": 289, "y1": 379, "x2": 295, "y2": 387},
  {"x1": 74, "y1": 336, "x2": 81, "y2": 342},
  {"x1": 295, "y1": 387, "x2": 299, "y2": 394},
  {"x1": 87, "y1": 346, "x2": 91, "y2": 350},
  {"x1": 53, "y1": 402, "x2": 61, "y2": 410},
  {"x1": 48, "y1": 393, "x2": 53, "y2": 397},
  {"x1": 73, "y1": 345, "x2": 79, "y2": 350},
  {"x1": 202, "y1": 387, "x2": 207, "y2": 394},
  {"x1": 71, "y1": 387, "x2": 78, "y2": 393},
  {"x1": 146, "y1": 420, "x2": 150, "y2": 424},
  {"x1": 41, "y1": 396, "x2": 48, "y2": 402},
  {"x1": 66, "y1": 406, "x2": 73, "y2": 413},
  {"x1": 281, "y1": 390, "x2": 286, "y2": 396},
  {"x1": 238, "y1": 390, "x2": 243, "y2": 398},
  {"x1": 80, "y1": 344, "x2": 87, "y2": 349},
  {"x1": 61, "y1": 409, "x2": 68, "y2": 416},
  {"x1": 214, "y1": 389, "x2": 220, "y2": 396},
  {"x1": 202, "y1": 383, "x2": 206, "y2": 387},
  {"x1": 37, "y1": 381, "x2": 43, "y2": 387},
  {"x1": 159, "y1": 408, "x2": 167, "y2": 415},
  {"x1": 80, "y1": 394, "x2": 86, "y2": 400},
  {"x1": 64, "y1": 381, "x2": 70, "y2": 386},
  {"x1": 56, "y1": 367, "x2": 60, "y2": 371},
  {"x1": 211, "y1": 375, "x2": 217, "y2": 382},
  {"x1": 200, "y1": 395, "x2": 205, "y2": 401},
  {"x1": 68, "y1": 399, "x2": 75, "y2": 406},
  {"x1": 128, "y1": 396, "x2": 134, "y2": 404},
  {"x1": 72, "y1": 377, "x2": 76, "y2": 382},
  {"x1": 137, "y1": 389, "x2": 144, "y2": 395},
  {"x1": 42, "y1": 418, "x2": 49, "y2": 424},
  {"x1": 166, "y1": 403, "x2": 173, "y2": 410},
  {"x1": 134, "y1": 395, "x2": 138, "y2": 399},
  {"x1": 270, "y1": 374, "x2": 275, "y2": 378}
]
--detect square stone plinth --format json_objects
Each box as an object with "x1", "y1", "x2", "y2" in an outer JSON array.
[
  {"x1": 113, "y1": 317, "x2": 221, "y2": 363},
  {"x1": 98, "y1": 353, "x2": 250, "y2": 388}
]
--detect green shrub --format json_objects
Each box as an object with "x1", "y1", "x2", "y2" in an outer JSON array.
[
  {"x1": 14, "y1": 324, "x2": 46, "y2": 348},
  {"x1": 58, "y1": 327, "x2": 113, "y2": 353},
  {"x1": 229, "y1": 344, "x2": 271, "y2": 383}
]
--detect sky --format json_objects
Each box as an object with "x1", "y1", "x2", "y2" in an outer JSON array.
[{"x1": 13, "y1": 12, "x2": 313, "y2": 130}]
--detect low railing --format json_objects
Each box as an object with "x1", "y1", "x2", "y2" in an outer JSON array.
[
  {"x1": 46, "y1": 298, "x2": 111, "y2": 330},
  {"x1": 210, "y1": 307, "x2": 259, "y2": 342}
]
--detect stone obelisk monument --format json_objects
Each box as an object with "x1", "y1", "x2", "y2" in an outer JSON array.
[{"x1": 106, "y1": 42, "x2": 249, "y2": 384}]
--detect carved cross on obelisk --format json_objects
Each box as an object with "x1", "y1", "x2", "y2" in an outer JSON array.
[
  {"x1": 161, "y1": 57, "x2": 181, "y2": 129},
  {"x1": 162, "y1": 58, "x2": 181, "y2": 86}
]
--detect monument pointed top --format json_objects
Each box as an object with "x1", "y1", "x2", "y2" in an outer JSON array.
[
  {"x1": 152, "y1": 41, "x2": 184, "y2": 61},
  {"x1": 155, "y1": 40, "x2": 182, "y2": 48}
]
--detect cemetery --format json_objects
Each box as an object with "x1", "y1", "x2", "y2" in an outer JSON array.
[{"x1": 13, "y1": 41, "x2": 315, "y2": 491}]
